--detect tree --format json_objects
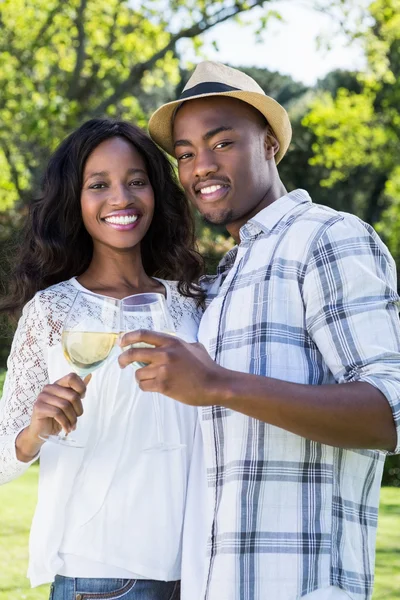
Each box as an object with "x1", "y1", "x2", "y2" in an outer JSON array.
[
  {"x1": 0, "y1": 0, "x2": 295, "y2": 210},
  {"x1": 302, "y1": 0, "x2": 400, "y2": 251},
  {"x1": 0, "y1": 0, "x2": 363, "y2": 210}
]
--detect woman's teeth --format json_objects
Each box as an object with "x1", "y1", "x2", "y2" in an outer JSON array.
[{"x1": 105, "y1": 215, "x2": 138, "y2": 225}]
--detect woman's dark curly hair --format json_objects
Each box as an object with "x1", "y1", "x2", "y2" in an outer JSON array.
[{"x1": 1, "y1": 118, "x2": 205, "y2": 315}]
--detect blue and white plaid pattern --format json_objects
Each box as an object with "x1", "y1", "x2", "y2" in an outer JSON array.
[{"x1": 197, "y1": 190, "x2": 400, "y2": 600}]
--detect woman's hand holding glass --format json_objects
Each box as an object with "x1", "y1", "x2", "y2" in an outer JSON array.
[
  {"x1": 16, "y1": 372, "x2": 90, "y2": 461},
  {"x1": 40, "y1": 291, "x2": 120, "y2": 448},
  {"x1": 29, "y1": 373, "x2": 88, "y2": 440}
]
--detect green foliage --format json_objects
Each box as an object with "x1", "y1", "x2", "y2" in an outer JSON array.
[
  {"x1": 0, "y1": 370, "x2": 5, "y2": 396},
  {"x1": 197, "y1": 225, "x2": 235, "y2": 273},
  {"x1": 0, "y1": 0, "x2": 171, "y2": 207},
  {"x1": 0, "y1": 0, "x2": 279, "y2": 211},
  {"x1": 303, "y1": 89, "x2": 392, "y2": 187},
  {"x1": 376, "y1": 167, "x2": 400, "y2": 264},
  {"x1": 382, "y1": 454, "x2": 400, "y2": 487},
  {"x1": 317, "y1": 69, "x2": 362, "y2": 97},
  {"x1": 302, "y1": 0, "x2": 400, "y2": 255}
]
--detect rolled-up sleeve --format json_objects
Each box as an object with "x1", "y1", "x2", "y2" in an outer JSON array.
[{"x1": 303, "y1": 214, "x2": 400, "y2": 452}]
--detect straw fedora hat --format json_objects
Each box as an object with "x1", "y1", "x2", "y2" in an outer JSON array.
[{"x1": 148, "y1": 61, "x2": 292, "y2": 164}]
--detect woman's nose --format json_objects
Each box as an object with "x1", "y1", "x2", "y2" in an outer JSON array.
[{"x1": 108, "y1": 184, "x2": 131, "y2": 206}]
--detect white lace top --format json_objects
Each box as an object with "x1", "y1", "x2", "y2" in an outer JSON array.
[{"x1": 0, "y1": 277, "x2": 202, "y2": 586}]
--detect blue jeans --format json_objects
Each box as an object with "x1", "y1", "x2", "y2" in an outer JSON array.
[{"x1": 50, "y1": 575, "x2": 180, "y2": 600}]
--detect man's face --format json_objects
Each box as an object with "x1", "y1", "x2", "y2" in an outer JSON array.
[{"x1": 173, "y1": 96, "x2": 279, "y2": 234}]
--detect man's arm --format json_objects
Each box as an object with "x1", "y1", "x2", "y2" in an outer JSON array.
[
  {"x1": 212, "y1": 372, "x2": 397, "y2": 451},
  {"x1": 119, "y1": 333, "x2": 397, "y2": 451},
  {"x1": 119, "y1": 218, "x2": 400, "y2": 452}
]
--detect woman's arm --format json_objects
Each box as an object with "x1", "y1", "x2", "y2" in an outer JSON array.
[{"x1": 0, "y1": 296, "x2": 49, "y2": 483}]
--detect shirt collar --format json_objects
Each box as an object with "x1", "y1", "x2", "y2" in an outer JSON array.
[
  {"x1": 240, "y1": 189, "x2": 312, "y2": 241},
  {"x1": 216, "y1": 189, "x2": 312, "y2": 275},
  {"x1": 216, "y1": 245, "x2": 238, "y2": 276}
]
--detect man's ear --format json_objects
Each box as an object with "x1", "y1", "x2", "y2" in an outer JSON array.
[{"x1": 264, "y1": 130, "x2": 280, "y2": 160}]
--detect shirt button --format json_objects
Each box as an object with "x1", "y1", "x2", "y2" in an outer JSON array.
[{"x1": 76, "y1": 595, "x2": 83, "y2": 600}]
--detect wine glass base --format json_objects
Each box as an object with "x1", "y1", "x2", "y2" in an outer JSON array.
[
  {"x1": 38, "y1": 434, "x2": 84, "y2": 449},
  {"x1": 142, "y1": 443, "x2": 186, "y2": 453}
]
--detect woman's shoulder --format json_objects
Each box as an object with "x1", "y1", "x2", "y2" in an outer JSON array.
[
  {"x1": 29, "y1": 279, "x2": 78, "y2": 345},
  {"x1": 34, "y1": 278, "x2": 77, "y2": 305},
  {"x1": 161, "y1": 280, "x2": 203, "y2": 329}
]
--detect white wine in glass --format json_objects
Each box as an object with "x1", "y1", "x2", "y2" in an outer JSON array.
[
  {"x1": 62, "y1": 331, "x2": 119, "y2": 377},
  {"x1": 121, "y1": 292, "x2": 185, "y2": 452},
  {"x1": 40, "y1": 290, "x2": 120, "y2": 448}
]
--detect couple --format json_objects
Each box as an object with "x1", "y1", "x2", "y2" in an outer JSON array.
[{"x1": 1, "y1": 61, "x2": 400, "y2": 600}]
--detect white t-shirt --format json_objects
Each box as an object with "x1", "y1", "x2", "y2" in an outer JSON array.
[{"x1": 0, "y1": 278, "x2": 201, "y2": 586}]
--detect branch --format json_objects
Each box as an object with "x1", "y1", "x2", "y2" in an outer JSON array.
[
  {"x1": 1, "y1": 2, "x2": 63, "y2": 67},
  {"x1": 107, "y1": 0, "x2": 124, "y2": 51},
  {"x1": 0, "y1": 2, "x2": 64, "y2": 115},
  {"x1": 30, "y1": 1, "x2": 64, "y2": 58},
  {"x1": 91, "y1": 0, "x2": 269, "y2": 116},
  {"x1": 364, "y1": 172, "x2": 388, "y2": 225},
  {"x1": 67, "y1": 0, "x2": 89, "y2": 100},
  {"x1": 74, "y1": 0, "x2": 124, "y2": 103}
]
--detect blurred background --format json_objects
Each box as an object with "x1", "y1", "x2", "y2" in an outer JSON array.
[{"x1": 0, "y1": 0, "x2": 399, "y2": 597}]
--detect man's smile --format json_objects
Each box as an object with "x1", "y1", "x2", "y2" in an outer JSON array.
[{"x1": 194, "y1": 180, "x2": 230, "y2": 203}]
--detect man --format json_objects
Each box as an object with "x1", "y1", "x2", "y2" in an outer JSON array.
[{"x1": 119, "y1": 62, "x2": 400, "y2": 600}]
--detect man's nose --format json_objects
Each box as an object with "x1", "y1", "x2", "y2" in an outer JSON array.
[{"x1": 193, "y1": 150, "x2": 218, "y2": 179}]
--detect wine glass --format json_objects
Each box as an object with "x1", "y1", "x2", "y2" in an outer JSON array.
[
  {"x1": 121, "y1": 292, "x2": 185, "y2": 452},
  {"x1": 40, "y1": 290, "x2": 120, "y2": 448}
]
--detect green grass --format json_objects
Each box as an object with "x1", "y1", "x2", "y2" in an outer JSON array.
[
  {"x1": 0, "y1": 465, "x2": 50, "y2": 600},
  {"x1": 372, "y1": 487, "x2": 400, "y2": 599},
  {"x1": 0, "y1": 466, "x2": 399, "y2": 599}
]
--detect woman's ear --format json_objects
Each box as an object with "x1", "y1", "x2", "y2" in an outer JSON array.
[{"x1": 264, "y1": 129, "x2": 280, "y2": 160}]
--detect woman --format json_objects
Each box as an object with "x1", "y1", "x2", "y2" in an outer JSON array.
[{"x1": 0, "y1": 118, "x2": 204, "y2": 599}]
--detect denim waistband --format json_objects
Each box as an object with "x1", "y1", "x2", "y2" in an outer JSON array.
[{"x1": 50, "y1": 575, "x2": 180, "y2": 600}]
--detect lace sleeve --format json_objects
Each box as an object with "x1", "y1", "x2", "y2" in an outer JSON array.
[{"x1": 0, "y1": 295, "x2": 49, "y2": 484}]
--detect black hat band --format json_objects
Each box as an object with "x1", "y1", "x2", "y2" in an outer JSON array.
[{"x1": 179, "y1": 82, "x2": 241, "y2": 100}]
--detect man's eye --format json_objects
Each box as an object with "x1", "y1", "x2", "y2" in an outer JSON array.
[
  {"x1": 177, "y1": 152, "x2": 192, "y2": 161},
  {"x1": 215, "y1": 141, "x2": 232, "y2": 150}
]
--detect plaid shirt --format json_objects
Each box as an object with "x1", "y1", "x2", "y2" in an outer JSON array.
[{"x1": 195, "y1": 190, "x2": 400, "y2": 600}]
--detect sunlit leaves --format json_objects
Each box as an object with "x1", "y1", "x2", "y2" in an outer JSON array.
[
  {"x1": 0, "y1": 0, "x2": 283, "y2": 211},
  {"x1": 303, "y1": 0, "x2": 400, "y2": 263},
  {"x1": 376, "y1": 167, "x2": 400, "y2": 261},
  {"x1": 303, "y1": 89, "x2": 392, "y2": 186}
]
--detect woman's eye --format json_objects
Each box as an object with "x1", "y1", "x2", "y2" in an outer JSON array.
[
  {"x1": 129, "y1": 180, "x2": 145, "y2": 186},
  {"x1": 89, "y1": 182, "x2": 107, "y2": 189}
]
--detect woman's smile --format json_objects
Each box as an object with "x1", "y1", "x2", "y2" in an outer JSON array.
[{"x1": 102, "y1": 208, "x2": 142, "y2": 231}]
